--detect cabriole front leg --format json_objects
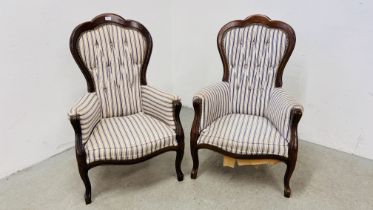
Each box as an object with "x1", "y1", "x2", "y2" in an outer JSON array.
[
  {"x1": 190, "y1": 99, "x2": 202, "y2": 179},
  {"x1": 190, "y1": 141, "x2": 199, "y2": 179},
  {"x1": 78, "y1": 166, "x2": 92, "y2": 204},
  {"x1": 284, "y1": 108, "x2": 302, "y2": 198},
  {"x1": 284, "y1": 157, "x2": 296, "y2": 197},
  {"x1": 76, "y1": 147, "x2": 92, "y2": 204},
  {"x1": 175, "y1": 146, "x2": 184, "y2": 181},
  {"x1": 71, "y1": 116, "x2": 92, "y2": 204},
  {"x1": 284, "y1": 140, "x2": 298, "y2": 198},
  {"x1": 173, "y1": 100, "x2": 184, "y2": 181}
]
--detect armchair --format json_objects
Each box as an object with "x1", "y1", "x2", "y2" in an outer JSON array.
[
  {"x1": 68, "y1": 13, "x2": 184, "y2": 204},
  {"x1": 190, "y1": 15, "x2": 303, "y2": 197}
]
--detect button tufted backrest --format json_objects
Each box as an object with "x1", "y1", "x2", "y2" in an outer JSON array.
[
  {"x1": 70, "y1": 14, "x2": 153, "y2": 118},
  {"x1": 218, "y1": 15, "x2": 295, "y2": 116}
]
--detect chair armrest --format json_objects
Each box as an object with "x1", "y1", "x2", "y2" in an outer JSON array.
[
  {"x1": 68, "y1": 92, "x2": 102, "y2": 145},
  {"x1": 265, "y1": 88, "x2": 303, "y2": 142},
  {"x1": 141, "y1": 85, "x2": 180, "y2": 130},
  {"x1": 192, "y1": 82, "x2": 230, "y2": 132}
]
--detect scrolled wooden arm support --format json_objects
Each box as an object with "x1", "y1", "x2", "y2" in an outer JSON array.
[
  {"x1": 289, "y1": 108, "x2": 303, "y2": 153},
  {"x1": 172, "y1": 100, "x2": 185, "y2": 145},
  {"x1": 190, "y1": 98, "x2": 202, "y2": 142},
  {"x1": 69, "y1": 116, "x2": 87, "y2": 160}
]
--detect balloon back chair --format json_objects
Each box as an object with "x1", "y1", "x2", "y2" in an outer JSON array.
[
  {"x1": 68, "y1": 13, "x2": 184, "y2": 204},
  {"x1": 190, "y1": 14, "x2": 303, "y2": 197}
]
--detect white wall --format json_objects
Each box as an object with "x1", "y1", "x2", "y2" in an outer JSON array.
[
  {"x1": 1, "y1": 0, "x2": 372, "y2": 179},
  {"x1": 171, "y1": 0, "x2": 373, "y2": 159},
  {"x1": 0, "y1": 0, "x2": 173, "y2": 179}
]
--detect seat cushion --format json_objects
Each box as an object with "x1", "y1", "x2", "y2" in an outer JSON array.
[
  {"x1": 85, "y1": 112, "x2": 177, "y2": 163},
  {"x1": 198, "y1": 114, "x2": 288, "y2": 157}
]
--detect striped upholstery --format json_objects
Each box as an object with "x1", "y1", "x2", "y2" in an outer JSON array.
[
  {"x1": 198, "y1": 114, "x2": 288, "y2": 157},
  {"x1": 85, "y1": 112, "x2": 177, "y2": 163},
  {"x1": 77, "y1": 23, "x2": 147, "y2": 118},
  {"x1": 141, "y1": 85, "x2": 180, "y2": 130},
  {"x1": 193, "y1": 23, "x2": 302, "y2": 158},
  {"x1": 224, "y1": 25, "x2": 288, "y2": 116},
  {"x1": 69, "y1": 20, "x2": 183, "y2": 165},
  {"x1": 193, "y1": 82, "x2": 230, "y2": 131},
  {"x1": 265, "y1": 88, "x2": 303, "y2": 141},
  {"x1": 68, "y1": 93, "x2": 102, "y2": 144}
]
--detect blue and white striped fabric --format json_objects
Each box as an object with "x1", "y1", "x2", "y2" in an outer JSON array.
[
  {"x1": 68, "y1": 93, "x2": 102, "y2": 144},
  {"x1": 141, "y1": 85, "x2": 180, "y2": 130},
  {"x1": 224, "y1": 25, "x2": 288, "y2": 116},
  {"x1": 69, "y1": 23, "x2": 184, "y2": 164},
  {"x1": 198, "y1": 114, "x2": 288, "y2": 157},
  {"x1": 84, "y1": 112, "x2": 177, "y2": 163},
  {"x1": 193, "y1": 82, "x2": 230, "y2": 131},
  {"x1": 265, "y1": 88, "x2": 303, "y2": 141},
  {"x1": 77, "y1": 23, "x2": 147, "y2": 118},
  {"x1": 193, "y1": 23, "x2": 302, "y2": 158}
]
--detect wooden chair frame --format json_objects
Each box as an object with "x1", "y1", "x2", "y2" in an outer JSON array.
[
  {"x1": 190, "y1": 14, "x2": 302, "y2": 197},
  {"x1": 69, "y1": 13, "x2": 184, "y2": 204}
]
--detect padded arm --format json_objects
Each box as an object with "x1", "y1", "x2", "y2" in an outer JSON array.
[
  {"x1": 141, "y1": 85, "x2": 180, "y2": 130},
  {"x1": 193, "y1": 82, "x2": 230, "y2": 132},
  {"x1": 68, "y1": 93, "x2": 102, "y2": 144},
  {"x1": 265, "y1": 88, "x2": 303, "y2": 142}
]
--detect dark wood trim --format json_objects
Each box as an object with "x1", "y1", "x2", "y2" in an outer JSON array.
[
  {"x1": 69, "y1": 116, "x2": 91, "y2": 204},
  {"x1": 192, "y1": 14, "x2": 302, "y2": 197},
  {"x1": 87, "y1": 146, "x2": 179, "y2": 169},
  {"x1": 284, "y1": 107, "x2": 303, "y2": 197},
  {"x1": 69, "y1": 13, "x2": 153, "y2": 92},
  {"x1": 217, "y1": 14, "x2": 296, "y2": 87},
  {"x1": 70, "y1": 116, "x2": 86, "y2": 161},
  {"x1": 197, "y1": 144, "x2": 288, "y2": 162},
  {"x1": 69, "y1": 13, "x2": 182, "y2": 204},
  {"x1": 288, "y1": 108, "x2": 303, "y2": 153},
  {"x1": 172, "y1": 100, "x2": 185, "y2": 181},
  {"x1": 190, "y1": 98, "x2": 202, "y2": 179},
  {"x1": 173, "y1": 100, "x2": 185, "y2": 146}
]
